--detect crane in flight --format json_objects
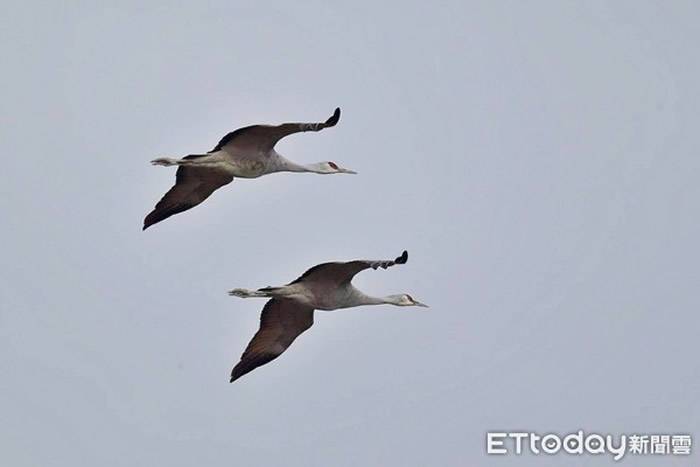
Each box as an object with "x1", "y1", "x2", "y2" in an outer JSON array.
[
  {"x1": 144, "y1": 107, "x2": 354, "y2": 230},
  {"x1": 227, "y1": 250, "x2": 428, "y2": 383}
]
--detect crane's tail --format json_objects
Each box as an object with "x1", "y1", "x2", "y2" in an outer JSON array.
[
  {"x1": 227, "y1": 286, "x2": 290, "y2": 298},
  {"x1": 228, "y1": 288, "x2": 266, "y2": 298},
  {"x1": 257, "y1": 286, "x2": 286, "y2": 294},
  {"x1": 150, "y1": 157, "x2": 179, "y2": 166}
]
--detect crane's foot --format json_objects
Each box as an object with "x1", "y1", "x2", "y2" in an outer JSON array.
[
  {"x1": 228, "y1": 288, "x2": 264, "y2": 298},
  {"x1": 151, "y1": 157, "x2": 178, "y2": 166}
]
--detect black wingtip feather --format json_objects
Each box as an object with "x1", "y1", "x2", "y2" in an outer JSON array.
[
  {"x1": 142, "y1": 216, "x2": 154, "y2": 231},
  {"x1": 142, "y1": 215, "x2": 158, "y2": 230},
  {"x1": 230, "y1": 368, "x2": 243, "y2": 383},
  {"x1": 142, "y1": 210, "x2": 171, "y2": 231},
  {"x1": 325, "y1": 107, "x2": 341, "y2": 127},
  {"x1": 396, "y1": 250, "x2": 408, "y2": 264}
]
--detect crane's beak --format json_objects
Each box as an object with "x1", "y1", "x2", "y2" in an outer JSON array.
[
  {"x1": 413, "y1": 300, "x2": 429, "y2": 308},
  {"x1": 339, "y1": 168, "x2": 357, "y2": 174}
]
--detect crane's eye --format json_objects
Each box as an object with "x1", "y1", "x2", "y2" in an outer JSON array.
[{"x1": 328, "y1": 161, "x2": 339, "y2": 170}]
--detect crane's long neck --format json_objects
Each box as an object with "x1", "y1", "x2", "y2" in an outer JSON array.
[
  {"x1": 274, "y1": 155, "x2": 327, "y2": 174},
  {"x1": 352, "y1": 291, "x2": 399, "y2": 306}
]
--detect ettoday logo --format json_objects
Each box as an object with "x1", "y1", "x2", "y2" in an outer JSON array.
[{"x1": 486, "y1": 431, "x2": 692, "y2": 461}]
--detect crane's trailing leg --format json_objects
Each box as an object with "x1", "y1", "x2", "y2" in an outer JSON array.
[
  {"x1": 150, "y1": 154, "x2": 218, "y2": 167},
  {"x1": 150, "y1": 157, "x2": 180, "y2": 166},
  {"x1": 228, "y1": 288, "x2": 268, "y2": 298},
  {"x1": 228, "y1": 286, "x2": 291, "y2": 298}
]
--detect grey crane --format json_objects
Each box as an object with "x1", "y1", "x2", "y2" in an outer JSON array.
[
  {"x1": 227, "y1": 250, "x2": 427, "y2": 383},
  {"x1": 144, "y1": 107, "x2": 354, "y2": 230}
]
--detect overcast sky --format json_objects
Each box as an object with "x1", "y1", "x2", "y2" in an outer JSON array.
[{"x1": 2, "y1": 1, "x2": 699, "y2": 466}]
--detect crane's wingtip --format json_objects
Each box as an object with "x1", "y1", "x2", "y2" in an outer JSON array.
[
  {"x1": 325, "y1": 107, "x2": 341, "y2": 127},
  {"x1": 396, "y1": 250, "x2": 408, "y2": 264}
]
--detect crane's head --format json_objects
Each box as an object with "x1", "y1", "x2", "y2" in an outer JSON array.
[
  {"x1": 320, "y1": 161, "x2": 357, "y2": 174},
  {"x1": 388, "y1": 294, "x2": 429, "y2": 308}
]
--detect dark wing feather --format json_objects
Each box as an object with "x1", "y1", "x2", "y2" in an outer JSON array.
[
  {"x1": 143, "y1": 156, "x2": 234, "y2": 230},
  {"x1": 290, "y1": 250, "x2": 408, "y2": 286},
  {"x1": 210, "y1": 108, "x2": 340, "y2": 154},
  {"x1": 209, "y1": 125, "x2": 259, "y2": 153},
  {"x1": 230, "y1": 298, "x2": 314, "y2": 383}
]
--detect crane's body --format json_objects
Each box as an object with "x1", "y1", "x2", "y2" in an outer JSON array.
[
  {"x1": 143, "y1": 108, "x2": 354, "y2": 230},
  {"x1": 231, "y1": 280, "x2": 419, "y2": 311},
  {"x1": 231, "y1": 282, "x2": 378, "y2": 310},
  {"x1": 151, "y1": 148, "x2": 348, "y2": 179},
  {"x1": 227, "y1": 251, "x2": 428, "y2": 383}
]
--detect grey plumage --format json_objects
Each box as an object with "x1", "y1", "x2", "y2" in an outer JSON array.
[
  {"x1": 228, "y1": 251, "x2": 427, "y2": 383},
  {"x1": 143, "y1": 108, "x2": 351, "y2": 230}
]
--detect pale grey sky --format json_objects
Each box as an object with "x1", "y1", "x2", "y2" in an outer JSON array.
[{"x1": 1, "y1": 1, "x2": 698, "y2": 466}]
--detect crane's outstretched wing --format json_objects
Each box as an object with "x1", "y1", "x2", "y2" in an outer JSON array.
[
  {"x1": 210, "y1": 107, "x2": 340, "y2": 155},
  {"x1": 230, "y1": 298, "x2": 314, "y2": 383},
  {"x1": 290, "y1": 250, "x2": 408, "y2": 286},
  {"x1": 143, "y1": 155, "x2": 234, "y2": 230}
]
